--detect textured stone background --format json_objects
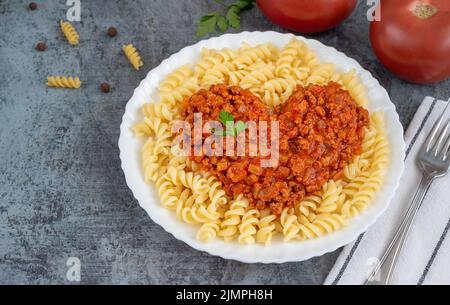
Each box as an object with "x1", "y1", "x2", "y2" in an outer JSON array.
[{"x1": 0, "y1": 0, "x2": 449, "y2": 284}]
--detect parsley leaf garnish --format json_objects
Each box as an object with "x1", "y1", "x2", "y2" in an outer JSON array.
[
  {"x1": 196, "y1": 12, "x2": 220, "y2": 37},
  {"x1": 197, "y1": 0, "x2": 256, "y2": 37},
  {"x1": 214, "y1": 110, "x2": 247, "y2": 137},
  {"x1": 218, "y1": 109, "x2": 234, "y2": 125}
]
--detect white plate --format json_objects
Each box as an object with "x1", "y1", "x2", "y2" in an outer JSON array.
[{"x1": 119, "y1": 31, "x2": 405, "y2": 263}]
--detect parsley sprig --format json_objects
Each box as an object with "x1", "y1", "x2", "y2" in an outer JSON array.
[
  {"x1": 214, "y1": 110, "x2": 247, "y2": 137},
  {"x1": 196, "y1": 0, "x2": 256, "y2": 37}
]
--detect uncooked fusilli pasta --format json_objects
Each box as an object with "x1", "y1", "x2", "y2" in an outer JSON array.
[
  {"x1": 47, "y1": 76, "x2": 81, "y2": 89},
  {"x1": 123, "y1": 44, "x2": 143, "y2": 70},
  {"x1": 60, "y1": 20, "x2": 79, "y2": 45}
]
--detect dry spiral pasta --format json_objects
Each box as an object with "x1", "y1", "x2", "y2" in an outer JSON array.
[
  {"x1": 123, "y1": 44, "x2": 144, "y2": 70},
  {"x1": 47, "y1": 76, "x2": 81, "y2": 89},
  {"x1": 133, "y1": 38, "x2": 390, "y2": 244},
  {"x1": 60, "y1": 20, "x2": 79, "y2": 45}
]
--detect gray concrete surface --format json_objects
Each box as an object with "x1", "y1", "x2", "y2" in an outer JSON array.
[{"x1": 0, "y1": 0, "x2": 449, "y2": 285}]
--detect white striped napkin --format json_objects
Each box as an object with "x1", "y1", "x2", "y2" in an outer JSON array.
[{"x1": 325, "y1": 96, "x2": 450, "y2": 285}]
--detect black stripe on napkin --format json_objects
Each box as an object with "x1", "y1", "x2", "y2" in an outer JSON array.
[
  {"x1": 331, "y1": 233, "x2": 364, "y2": 285},
  {"x1": 331, "y1": 99, "x2": 437, "y2": 285},
  {"x1": 418, "y1": 217, "x2": 450, "y2": 285}
]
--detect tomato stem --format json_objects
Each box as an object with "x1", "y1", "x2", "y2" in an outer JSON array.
[{"x1": 412, "y1": 2, "x2": 438, "y2": 20}]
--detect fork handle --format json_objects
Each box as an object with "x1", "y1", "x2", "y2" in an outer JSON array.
[{"x1": 365, "y1": 174, "x2": 434, "y2": 285}]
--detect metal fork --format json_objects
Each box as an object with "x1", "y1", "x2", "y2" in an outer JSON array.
[{"x1": 366, "y1": 99, "x2": 450, "y2": 285}]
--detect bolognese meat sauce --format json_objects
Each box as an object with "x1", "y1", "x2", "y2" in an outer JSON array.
[{"x1": 180, "y1": 83, "x2": 369, "y2": 216}]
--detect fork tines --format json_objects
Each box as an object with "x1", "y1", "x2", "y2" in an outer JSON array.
[{"x1": 424, "y1": 98, "x2": 450, "y2": 160}]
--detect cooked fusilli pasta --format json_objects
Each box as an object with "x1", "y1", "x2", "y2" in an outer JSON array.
[
  {"x1": 133, "y1": 38, "x2": 390, "y2": 245},
  {"x1": 142, "y1": 102, "x2": 175, "y2": 122},
  {"x1": 317, "y1": 180, "x2": 342, "y2": 214},
  {"x1": 159, "y1": 65, "x2": 193, "y2": 93},
  {"x1": 298, "y1": 213, "x2": 348, "y2": 240},
  {"x1": 234, "y1": 43, "x2": 277, "y2": 69},
  {"x1": 165, "y1": 166, "x2": 209, "y2": 195},
  {"x1": 238, "y1": 208, "x2": 260, "y2": 244},
  {"x1": 239, "y1": 63, "x2": 275, "y2": 89},
  {"x1": 275, "y1": 38, "x2": 304, "y2": 77},
  {"x1": 307, "y1": 63, "x2": 335, "y2": 85},
  {"x1": 256, "y1": 209, "x2": 277, "y2": 245},
  {"x1": 280, "y1": 208, "x2": 300, "y2": 242},
  {"x1": 156, "y1": 175, "x2": 179, "y2": 211},
  {"x1": 159, "y1": 77, "x2": 199, "y2": 105},
  {"x1": 197, "y1": 221, "x2": 220, "y2": 242},
  {"x1": 218, "y1": 195, "x2": 248, "y2": 241}
]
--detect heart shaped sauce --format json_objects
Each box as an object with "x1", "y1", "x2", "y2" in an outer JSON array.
[{"x1": 180, "y1": 83, "x2": 369, "y2": 216}]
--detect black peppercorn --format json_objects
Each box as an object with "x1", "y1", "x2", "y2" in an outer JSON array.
[
  {"x1": 35, "y1": 42, "x2": 47, "y2": 51},
  {"x1": 100, "y1": 83, "x2": 111, "y2": 93},
  {"x1": 107, "y1": 27, "x2": 117, "y2": 37}
]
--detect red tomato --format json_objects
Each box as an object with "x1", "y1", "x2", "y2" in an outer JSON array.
[
  {"x1": 370, "y1": 0, "x2": 450, "y2": 84},
  {"x1": 257, "y1": 0, "x2": 357, "y2": 33}
]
